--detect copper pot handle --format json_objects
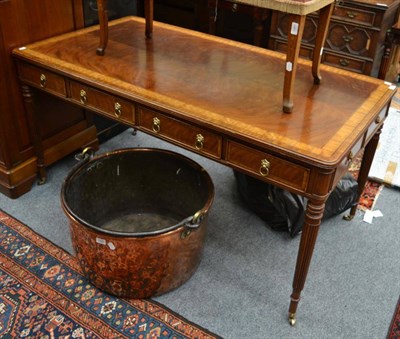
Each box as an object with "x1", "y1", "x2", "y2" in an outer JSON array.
[{"x1": 74, "y1": 147, "x2": 96, "y2": 162}]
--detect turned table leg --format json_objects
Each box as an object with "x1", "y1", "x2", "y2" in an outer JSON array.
[
  {"x1": 283, "y1": 14, "x2": 306, "y2": 113},
  {"x1": 288, "y1": 197, "x2": 326, "y2": 325},
  {"x1": 21, "y1": 85, "x2": 47, "y2": 184},
  {"x1": 312, "y1": 3, "x2": 334, "y2": 84}
]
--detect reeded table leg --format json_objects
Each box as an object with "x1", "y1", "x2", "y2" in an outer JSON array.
[
  {"x1": 288, "y1": 198, "x2": 326, "y2": 325},
  {"x1": 283, "y1": 14, "x2": 306, "y2": 113},
  {"x1": 312, "y1": 3, "x2": 334, "y2": 84}
]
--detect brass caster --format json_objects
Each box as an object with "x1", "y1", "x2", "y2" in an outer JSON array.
[
  {"x1": 343, "y1": 214, "x2": 354, "y2": 221},
  {"x1": 288, "y1": 313, "x2": 296, "y2": 326}
]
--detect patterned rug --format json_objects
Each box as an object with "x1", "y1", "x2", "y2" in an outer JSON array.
[
  {"x1": 348, "y1": 155, "x2": 384, "y2": 211},
  {"x1": 388, "y1": 297, "x2": 400, "y2": 339},
  {"x1": 0, "y1": 210, "x2": 220, "y2": 339}
]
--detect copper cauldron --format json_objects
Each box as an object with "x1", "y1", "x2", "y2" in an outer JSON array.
[{"x1": 61, "y1": 148, "x2": 214, "y2": 298}]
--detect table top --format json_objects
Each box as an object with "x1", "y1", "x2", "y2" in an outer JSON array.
[{"x1": 13, "y1": 16, "x2": 396, "y2": 167}]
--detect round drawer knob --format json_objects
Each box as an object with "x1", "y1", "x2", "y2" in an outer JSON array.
[
  {"x1": 195, "y1": 134, "x2": 204, "y2": 150},
  {"x1": 80, "y1": 89, "x2": 87, "y2": 104},
  {"x1": 39, "y1": 74, "x2": 47, "y2": 88},
  {"x1": 114, "y1": 102, "x2": 122, "y2": 117},
  {"x1": 152, "y1": 117, "x2": 161, "y2": 133},
  {"x1": 259, "y1": 159, "x2": 270, "y2": 177}
]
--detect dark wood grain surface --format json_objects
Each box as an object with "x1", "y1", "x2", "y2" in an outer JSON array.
[{"x1": 13, "y1": 17, "x2": 395, "y2": 167}]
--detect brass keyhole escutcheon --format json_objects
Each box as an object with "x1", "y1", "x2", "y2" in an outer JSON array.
[
  {"x1": 259, "y1": 159, "x2": 270, "y2": 176},
  {"x1": 195, "y1": 134, "x2": 204, "y2": 150},
  {"x1": 80, "y1": 89, "x2": 87, "y2": 104},
  {"x1": 114, "y1": 102, "x2": 122, "y2": 117},
  {"x1": 39, "y1": 74, "x2": 47, "y2": 88},
  {"x1": 152, "y1": 117, "x2": 161, "y2": 133}
]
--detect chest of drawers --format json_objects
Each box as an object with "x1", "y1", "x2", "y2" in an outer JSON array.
[{"x1": 268, "y1": 0, "x2": 400, "y2": 76}]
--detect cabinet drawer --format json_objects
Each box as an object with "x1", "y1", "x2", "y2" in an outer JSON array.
[
  {"x1": 226, "y1": 141, "x2": 310, "y2": 192},
  {"x1": 321, "y1": 52, "x2": 371, "y2": 74},
  {"x1": 17, "y1": 62, "x2": 66, "y2": 97},
  {"x1": 70, "y1": 81, "x2": 135, "y2": 125},
  {"x1": 139, "y1": 107, "x2": 222, "y2": 159},
  {"x1": 327, "y1": 22, "x2": 376, "y2": 58},
  {"x1": 333, "y1": 5, "x2": 376, "y2": 28}
]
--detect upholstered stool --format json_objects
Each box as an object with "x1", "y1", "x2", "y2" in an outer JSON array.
[{"x1": 95, "y1": 0, "x2": 335, "y2": 113}]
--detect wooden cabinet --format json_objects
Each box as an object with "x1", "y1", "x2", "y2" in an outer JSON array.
[
  {"x1": 0, "y1": 0, "x2": 98, "y2": 198},
  {"x1": 268, "y1": 0, "x2": 400, "y2": 76},
  {"x1": 207, "y1": 0, "x2": 270, "y2": 47}
]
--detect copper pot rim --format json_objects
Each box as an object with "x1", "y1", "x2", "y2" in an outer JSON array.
[{"x1": 61, "y1": 147, "x2": 215, "y2": 238}]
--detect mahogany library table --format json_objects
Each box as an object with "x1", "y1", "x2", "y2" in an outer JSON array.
[{"x1": 13, "y1": 16, "x2": 397, "y2": 326}]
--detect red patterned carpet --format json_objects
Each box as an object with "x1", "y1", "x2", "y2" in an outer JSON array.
[
  {"x1": 388, "y1": 297, "x2": 400, "y2": 339},
  {"x1": 348, "y1": 154, "x2": 384, "y2": 211},
  {"x1": 0, "y1": 210, "x2": 220, "y2": 339}
]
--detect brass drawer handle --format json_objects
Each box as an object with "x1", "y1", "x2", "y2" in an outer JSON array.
[
  {"x1": 346, "y1": 11, "x2": 357, "y2": 19},
  {"x1": 342, "y1": 35, "x2": 354, "y2": 43},
  {"x1": 114, "y1": 102, "x2": 122, "y2": 117},
  {"x1": 195, "y1": 134, "x2": 204, "y2": 150},
  {"x1": 152, "y1": 117, "x2": 161, "y2": 133},
  {"x1": 80, "y1": 89, "x2": 87, "y2": 104},
  {"x1": 375, "y1": 115, "x2": 382, "y2": 124},
  {"x1": 232, "y1": 3, "x2": 238, "y2": 12},
  {"x1": 339, "y1": 58, "x2": 350, "y2": 67},
  {"x1": 39, "y1": 74, "x2": 47, "y2": 88},
  {"x1": 259, "y1": 159, "x2": 270, "y2": 177}
]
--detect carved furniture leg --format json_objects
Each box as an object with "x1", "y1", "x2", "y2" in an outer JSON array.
[
  {"x1": 283, "y1": 14, "x2": 306, "y2": 113},
  {"x1": 288, "y1": 197, "x2": 327, "y2": 325},
  {"x1": 345, "y1": 125, "x2": 383, "y2": 220},
  {"x1": 21, "y1": 85, "x2": 47, "y2": 184},
  {"x1": 312, "y1": 3, "x2": 334, "y2": 84},
  {"x1": 96, "y1": 0, "x2": 108, "y2": 56}
]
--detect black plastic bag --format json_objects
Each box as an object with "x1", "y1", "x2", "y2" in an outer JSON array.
[{"x1": 234, "y1": 171, "x2": 359, "y2": 237}]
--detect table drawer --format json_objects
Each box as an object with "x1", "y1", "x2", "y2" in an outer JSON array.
[
  {"x1": 226, "y1": 141, "x2": 310, "y2": 192},
  {"x1": 363, "y1": 105, "x2": 387, "y2": 146},
  {"x1": 17, "y1": 62, "x2": 66, "y2": 97},
  {"x1": 139, "y1": 107, "x2": 222, "y2": 159},
  {"x1": 70, "y1": 81, "x2": 135, "y2": 125},
  {"x1": 333, "y1": 5, "x2": 376, "y2": 28}
]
